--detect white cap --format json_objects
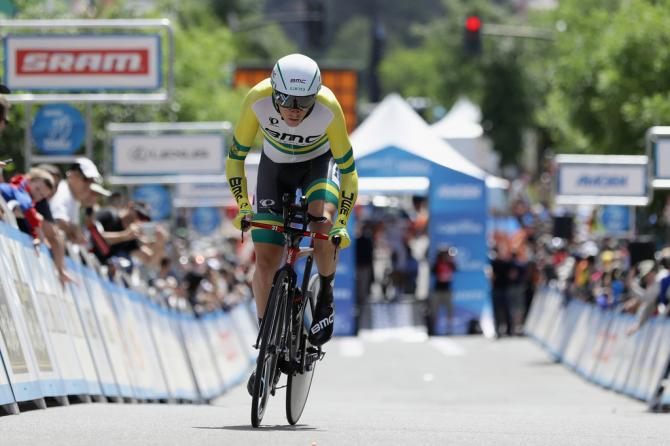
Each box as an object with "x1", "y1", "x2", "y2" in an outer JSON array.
[{"x1": 74, "y1": 157, "x2": 102, "y2": 183}]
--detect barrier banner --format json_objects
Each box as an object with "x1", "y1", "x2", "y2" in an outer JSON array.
[
  {"x1": 585, "y1": 311, "x2": 616, "y2": 385},
  {"x1": 32, "y1": 245, "x2": 88, "y2": 396},
  {"x1": 124, "y1": 289, "x2": 169, "y2": 400},
  {"x1": 81, "y1": 273, "x2": 134, "y2": 400},
  {"x1": 145, "y1": 303, "x2": 197, "y2": 400},
  {"x1": 574, "y1": 308, "x2": 608, "y2": 378},
  {"x1": 229, "y1": 303, "x2": 259, "y2": 360},
  {"x1": 621, "y1": 322, "x2": 654, "y2": 398},
  {"x1": 545, "y1": 297, "x2": 580, "y2": 360},
  {"x1": 0, "y1": 224, "x2": 64, "y2": 399},
  {"x1": 203, "y1": 311, "x2": 249, "y2": 389},
  {"x1": 610, "y1": 314, "x2": 639, "y2": 393},
  {"x1": 562, "y1": 301, "x2": 592, "y2": 369},
  {"x1": 66, "y1": 257, "x2": 119, "y2": 398},
  {"x1": 630, "y1": 318, "x2": 665, "y2": 400},
  {"x1": 591, "y1": 314, "x2": 635, "y2": 389},
  {"x1": 0, "y1": 352, "x2": 15, "y2": 406},
  {"x1": 643, "y1": 319, "x2": 670, "y2": 403},
  {"x1": 0, "y1": 225, "x2": 43, "y2": 402},
  {"x1": 534, "y1": 288, "x2": 564, "y2": 348},
  {"x1": 523, "y1": 287, "x2": 547, "y2": 340},
  {"x1": 179, "y1": 314, "x2": 223, "y2": 399}
]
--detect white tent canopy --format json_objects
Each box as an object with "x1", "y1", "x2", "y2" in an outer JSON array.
[
  {"x1": 351, "y1": 93, "x2": 487, "y2": 181},
  {"x1": 431, "y1": 96, "x2": 483, "y2": 139}
]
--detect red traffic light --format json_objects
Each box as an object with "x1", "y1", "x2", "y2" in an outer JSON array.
[{"x1": 465, "y1": 16, "x2": 481, "y2": 33}]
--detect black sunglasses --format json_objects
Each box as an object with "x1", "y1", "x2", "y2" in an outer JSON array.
[{"x1": 274, "y1": 91, "x2": 316, "y2": 110}]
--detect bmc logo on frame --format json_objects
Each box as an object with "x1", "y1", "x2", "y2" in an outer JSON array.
[{"x1": 17, "y1": 49, "x2": 149, "y2": 75}]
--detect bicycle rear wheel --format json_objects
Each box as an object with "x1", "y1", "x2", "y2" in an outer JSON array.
[
  {"x1": 286, "y1": 274, "x2": 320, "y2": 425},
  {"x1": 251, "y1": 270, "x2": 289, "y2": 428}
]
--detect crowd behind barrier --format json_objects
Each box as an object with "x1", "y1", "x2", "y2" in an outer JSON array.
[
  {"x1": 0, "y1": 197, "x2": 257, "y2": 415},
  {"x1": 525, "y1": 286, "x2": 670, "y2": 411}
]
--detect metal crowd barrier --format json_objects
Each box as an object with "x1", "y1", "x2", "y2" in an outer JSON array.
[
  {"x1": 0, "y1": 197, "x2": 257, "y2": 415},
  {"x1": 525, "y1": 285, "x2": 670, "y2": 411}
]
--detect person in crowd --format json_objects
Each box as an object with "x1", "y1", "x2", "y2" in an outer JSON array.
[
  {"x1": 428, "y1": 245, "x2": 457, "y2": 335},
  {"x1": 355, "y1": 221, "x2": 374, "y2": 311},
  {"x1": 92, "y1": 200, "x2": 166, "y2": 270},
  {"x1": 0, "y1": 167, "x2": 55, "y2": 238},
  {"x1": 626, "y1": 260, "x2": 661, "y2": 335},
  {"x1": 49, "y1": 157, "x2": 107, "y2": 244},
  {"x1": 490, "y1": 247, "x2": 513, "y2": 337}
]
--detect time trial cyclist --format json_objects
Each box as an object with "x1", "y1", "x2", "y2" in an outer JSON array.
[{"x1": 226, "y1": 53, "x2": 358, "y2": 365}]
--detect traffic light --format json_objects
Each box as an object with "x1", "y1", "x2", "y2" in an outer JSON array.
[
  {"x1": 305, "y1": 0, "x2": 325, "y2": 49},
  {"x1": 463, "y1": 15, "x2": 482, "y2": 56}
]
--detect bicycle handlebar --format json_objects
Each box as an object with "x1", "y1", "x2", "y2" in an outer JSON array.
[{"x1": 241, "y1": 219, "x2": 337, "y2": 244}]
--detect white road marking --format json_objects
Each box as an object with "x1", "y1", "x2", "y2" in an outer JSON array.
[{"x1": 358, "y1": 327, "x2": 429, "y2": 343}]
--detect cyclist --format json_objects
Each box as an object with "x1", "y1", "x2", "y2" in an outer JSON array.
[{"x1": 226, "y1": 53, "x2": 358, "y2": 355}]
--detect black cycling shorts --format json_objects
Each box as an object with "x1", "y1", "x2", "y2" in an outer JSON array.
[{"x1": 252, "y1": 151, "x2": 340, "y2": 245}]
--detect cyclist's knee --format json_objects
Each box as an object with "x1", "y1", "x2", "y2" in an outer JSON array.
[{"x1": 254, "y1": 244, "x2": 283, "y2": 273}]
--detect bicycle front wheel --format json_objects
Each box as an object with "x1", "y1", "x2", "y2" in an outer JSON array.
[
  {"x1": 286, "y1": 274, "x2": 320, "y2": 425},
  {"x1": 251, "y1": 270, "x2": 289, "y2": 428}
]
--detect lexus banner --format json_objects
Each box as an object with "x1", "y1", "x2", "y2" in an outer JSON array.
[{"x1": 4, "y1": 34, "x2": 161, "y2": 91}]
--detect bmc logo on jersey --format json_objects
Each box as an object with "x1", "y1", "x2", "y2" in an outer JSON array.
[
  {"x1": 290, "y1": 78, "x2": 306, "y2": 84},
  {"x1": 264, "y1": 128, "x2": 321, "y2": 144}
]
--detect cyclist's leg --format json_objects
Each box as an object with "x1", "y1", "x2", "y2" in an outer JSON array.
[
  {"x1": 251, "y1": 241, "x2": 284, "y2": 318},
  {"x1": 303, "y1": 154, "x2": 340, "y2": 345}
]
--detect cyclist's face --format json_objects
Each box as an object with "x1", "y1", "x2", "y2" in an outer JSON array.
[{"x1": 278, "y1": 105, "x2": 308, "y2": 127}]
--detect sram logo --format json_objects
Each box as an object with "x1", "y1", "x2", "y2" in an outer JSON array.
[{"x1": 16, "y1": 49, "x2": 149, "y2": 75}]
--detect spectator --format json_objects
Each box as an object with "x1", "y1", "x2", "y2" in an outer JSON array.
[
  {"x1": 491, "y1": 248, "x2": 513, "y2": 337},
  {"x1": 0, "y1": 167, "x2": 55, "y2": 240},
  {"x1": 626, "y1": 260, "x2": 661, "y2": 336},
  {"x1": 355, "y1": 222, "x2": 374, "y2": 309},
  {"x1": 93, "y1": 200, "x2": 166, "y2": 269},
  {"x1": 49, "y1": 157, "x2": 105, "y2": 244},
  {"x1": 428, "y1": 246, "x2": 457, "y2": 335}
]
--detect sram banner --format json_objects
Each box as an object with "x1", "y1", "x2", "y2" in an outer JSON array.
[
  {"x1": 555, "y1": 154, "x2": 650, "y2": 206},
  {"x1": 4, "y1": 34, "x2": 161, "y2": 90}
]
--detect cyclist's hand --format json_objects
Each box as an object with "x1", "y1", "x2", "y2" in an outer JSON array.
[
  {"x1": 233, "y1": 209, "x2": 253, "y2": 231},
  {"x1": 328, "y1": 226, "x2": 350, "y2": 249}
]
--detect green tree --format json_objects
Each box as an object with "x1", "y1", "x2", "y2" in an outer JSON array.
[{"x1": 539, "y1": 0, "x2": 670, "y2": 155}]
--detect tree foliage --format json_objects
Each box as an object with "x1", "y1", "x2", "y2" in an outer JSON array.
[{"x1": 540, "y1": 0, "x2": 670, "y2": 155}]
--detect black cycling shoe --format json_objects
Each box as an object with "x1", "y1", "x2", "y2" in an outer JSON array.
[
  {"x1": 308, "y1": 285, "x2": 335, "y2": 346},
  {"x1": 247, "y1": 371, "x2": 260, "y2": 396}
]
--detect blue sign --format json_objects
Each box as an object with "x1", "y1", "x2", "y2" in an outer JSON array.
[
  {"x1": 601, "y1": 205, "x2": 630, "y2": 235},
  {"x1": 31, "y1": 104, "x2": 86, "y2": 154},
  {"x1": 191, "y1": 207, "x2": 221, "y2": 235},
  {"x1": 132, "y1": 185, "x2": 171, "y2": 221}
]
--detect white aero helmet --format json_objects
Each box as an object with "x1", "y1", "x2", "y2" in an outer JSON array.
[{"x1": 271, "y1": 54, "x2": 321, "y2": 109}]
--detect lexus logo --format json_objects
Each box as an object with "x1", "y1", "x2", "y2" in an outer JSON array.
[{"x1": 260, "y1": 198, "x2": 276, "y2": 207}]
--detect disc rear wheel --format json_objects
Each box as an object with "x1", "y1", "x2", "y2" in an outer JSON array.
[{"x1": 286, "y1": 274, "x2": 320, "y2": 425}]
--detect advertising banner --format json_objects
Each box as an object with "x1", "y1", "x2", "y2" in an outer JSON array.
[
  {"x1": 203, "y1": 312, "x2": 249, "y2": 389},
  {"x1": 32, "y1": 245, "x2": 88, "y2": 396},
  {"x1": 653, "y1": 136, "x2": 670, "y2": 179},
  {"x1": 145, "y1": 304, "x2": 197, "y2": 401},
  {"x1": 8, "y1": 230, "x2": 65, "y2": 398},
  {"x1": 32, "y1": 104, "x2": 86, "y2": 155},
  {"x1": 131, "y1": 184, "x2": 171, "y2": 221},
  {"x1": 125, "y1": 289, "x2": 169, "y2": 400},
  {"x1": 66, "y1": 258, "x2": 119, "y2": 398},
  {"x1": 562, "y1": 301, "x2": 593, "y2": 369},
  {"x1": 555, "y1": 155, "x2": 649, "y2": 205},
  {"x1": 113, "y1": 134, "x2": 225, "y2": 175},
  {"x1": 83, "y1": 275, "x2": 135, "y2": 399},
  {"x1": 179, "y1": 315, "x2": 223, "y2": 399},
  {"x1": 191, "y1": 207, "x2": 222, "y2": 235},
  {"x1": 0, "y1": 224, "x2": 43, "y2": 402},
  {"x1": 4, "y1": 34, "x2": 161, "y2": 90}
]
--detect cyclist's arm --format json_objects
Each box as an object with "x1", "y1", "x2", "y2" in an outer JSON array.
[
  {"x1": 226, "y1": 85, "x2": 263, "y2": 212},
  {"x1": 324, "y1": 91, "x2": 358, "y2": 228}
]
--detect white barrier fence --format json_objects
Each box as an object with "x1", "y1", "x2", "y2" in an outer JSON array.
[
  {"x1": 0, "y1": 220, "x2": 256, "y2": 414},
  {"x1": 525, "y1": 286, "x2": 670, "y2": 411}
]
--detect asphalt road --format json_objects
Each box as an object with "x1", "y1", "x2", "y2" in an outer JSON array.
[{"x1": 2, "y1": 332, "x2": 668, "y2": 445}]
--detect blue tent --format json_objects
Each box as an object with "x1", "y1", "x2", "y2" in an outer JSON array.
[{"x1": 350, "y1": 94, "x2": 492, "y2": 335}]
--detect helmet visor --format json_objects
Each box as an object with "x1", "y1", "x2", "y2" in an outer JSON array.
[{"x1": 274, "y1": 91, "x2": 316, "y2": 110}]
